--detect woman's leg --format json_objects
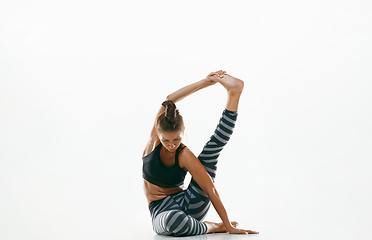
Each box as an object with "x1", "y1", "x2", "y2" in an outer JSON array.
[
  {"x1": 184, "y1": 109, "x2": 238, "y2": 221},
  {"x1": 150, "y1": 193, "x2": 208, "y2": 236},
  {"x1": 153, "y1": 210, "x2": 208, "y2": 236},
  {"x1": 184, "y1": 74, "x2": 244, "y2": 221}
]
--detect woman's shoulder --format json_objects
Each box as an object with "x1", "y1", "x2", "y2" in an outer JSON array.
[
  {"x1": 177, "y1": 145, "x2": 199, "y2": 168},
  {"x1": 178, "y1": 145, "x2": 195, "y2": 158},
  {"x1": 178, "y1": 143, "x2": 187, "y2": 152},
  {"x1": 143, "y1": 136, "x2": 161, "y2": 157}
]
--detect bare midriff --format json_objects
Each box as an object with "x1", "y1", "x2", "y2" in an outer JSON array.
[{"x1": 143, "y1": 179, "x2": 184, "y2": 205}]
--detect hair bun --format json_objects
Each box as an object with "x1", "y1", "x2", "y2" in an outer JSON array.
[
  {"x1": 157, "y1": 100, "x2": 184, "y2": 133},
  {"x1": 162, "y1": 100, "x2": 177, "y2": 120}
]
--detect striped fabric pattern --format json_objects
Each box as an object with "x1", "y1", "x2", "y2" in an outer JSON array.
[{"x1": 149, "y1": 109, "x2": 238, "y2": 236}]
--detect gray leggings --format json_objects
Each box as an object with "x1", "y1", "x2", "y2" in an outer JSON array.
[{"x1": 149, "y1": 109, "x2": 238, "y2": 236}]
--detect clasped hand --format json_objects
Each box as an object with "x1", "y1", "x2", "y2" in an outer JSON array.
[{"x1": 205, "y1": 70, "x2": 227, "y2": 83}]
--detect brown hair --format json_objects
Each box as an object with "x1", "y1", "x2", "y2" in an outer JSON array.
[{"x1": 156, "y1": 100, "x2": 184, "y2": 133}]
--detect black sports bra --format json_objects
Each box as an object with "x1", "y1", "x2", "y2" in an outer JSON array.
[{"x1": 142, "y1": 144, "x2": 187, "y2": 188}]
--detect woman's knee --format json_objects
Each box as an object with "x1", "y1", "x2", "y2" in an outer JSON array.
[
  {"x1": 161, "y1": 210, "x2": 188, "y2": 234},
  {"x1": 161, "y1": 210, "x2": 206, "y2": 236}
]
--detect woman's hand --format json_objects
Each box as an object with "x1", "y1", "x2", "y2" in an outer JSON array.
[
  {"x1": 227, "y1": 226, "x2": 259, "y2": 235},
  {"x1": 205, "y1": 70, "x2": 227, "y2": 83}
]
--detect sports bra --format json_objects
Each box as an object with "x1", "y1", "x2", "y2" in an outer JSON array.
[{"x1": 142, "y1": 144, "x2": 187, "y2": 188}]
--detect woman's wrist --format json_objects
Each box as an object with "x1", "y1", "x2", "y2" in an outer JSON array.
[
  {"x1": 200, "y1": 78, "x2": 209, "y2": 86},
  {"x1": 225, "y1": 222, "x2": 234, "y2": 231},
  {"x1": 200, "y1": 78, "x2": 217, "y2": 88},
  {"x1": 191, "y1": 79, "x2": 212, "y2": 92}
]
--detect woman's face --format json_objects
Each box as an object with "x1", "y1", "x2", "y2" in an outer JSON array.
[{"x1": 158, "y1": 131, "x2": 183, "y2": 153}]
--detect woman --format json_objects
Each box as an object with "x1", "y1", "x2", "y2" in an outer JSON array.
[{"x1": 142, "y1": 70, "x2": 259, "y2": 236}]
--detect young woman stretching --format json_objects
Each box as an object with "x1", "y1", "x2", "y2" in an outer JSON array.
[{"x1": 142, "y1": 70, "x2": 259, "y2": 236}]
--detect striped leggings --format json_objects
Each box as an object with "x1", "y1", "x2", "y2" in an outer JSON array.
[{"x1": 149, "y1": 109, "x2": 238, "y2": 236}]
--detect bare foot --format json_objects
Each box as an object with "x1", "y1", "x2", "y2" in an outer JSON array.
[
  {"x1": 218, "y1": 74, "x2": 244, "y2": 95},
  {"x1": 204, "y1": 221, "x2": 238, "y2": 234}
]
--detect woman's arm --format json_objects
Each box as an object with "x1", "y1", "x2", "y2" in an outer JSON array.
[
  {"x1": 179, "y1": 148, "x2": 256, "y2": 234},
  {"x1": 166, "y1": 76, "x2": 216, "y2": 104}
]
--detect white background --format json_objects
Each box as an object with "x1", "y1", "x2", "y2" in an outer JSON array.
[{"x1": 1, "y1": 0, "x2": 371, "y2": 239}]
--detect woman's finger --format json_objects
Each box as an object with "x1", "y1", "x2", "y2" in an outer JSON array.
[
  {"x1": 215, "y1": 70, "x2": 222, "y2": 78},
  {"x1": 235, "y1": 229, "x2": 259, "y2": 234}
]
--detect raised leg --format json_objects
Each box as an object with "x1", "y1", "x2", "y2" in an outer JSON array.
[{"x1": 185, "y1": 109, "x2": 238, "y2": 221}]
